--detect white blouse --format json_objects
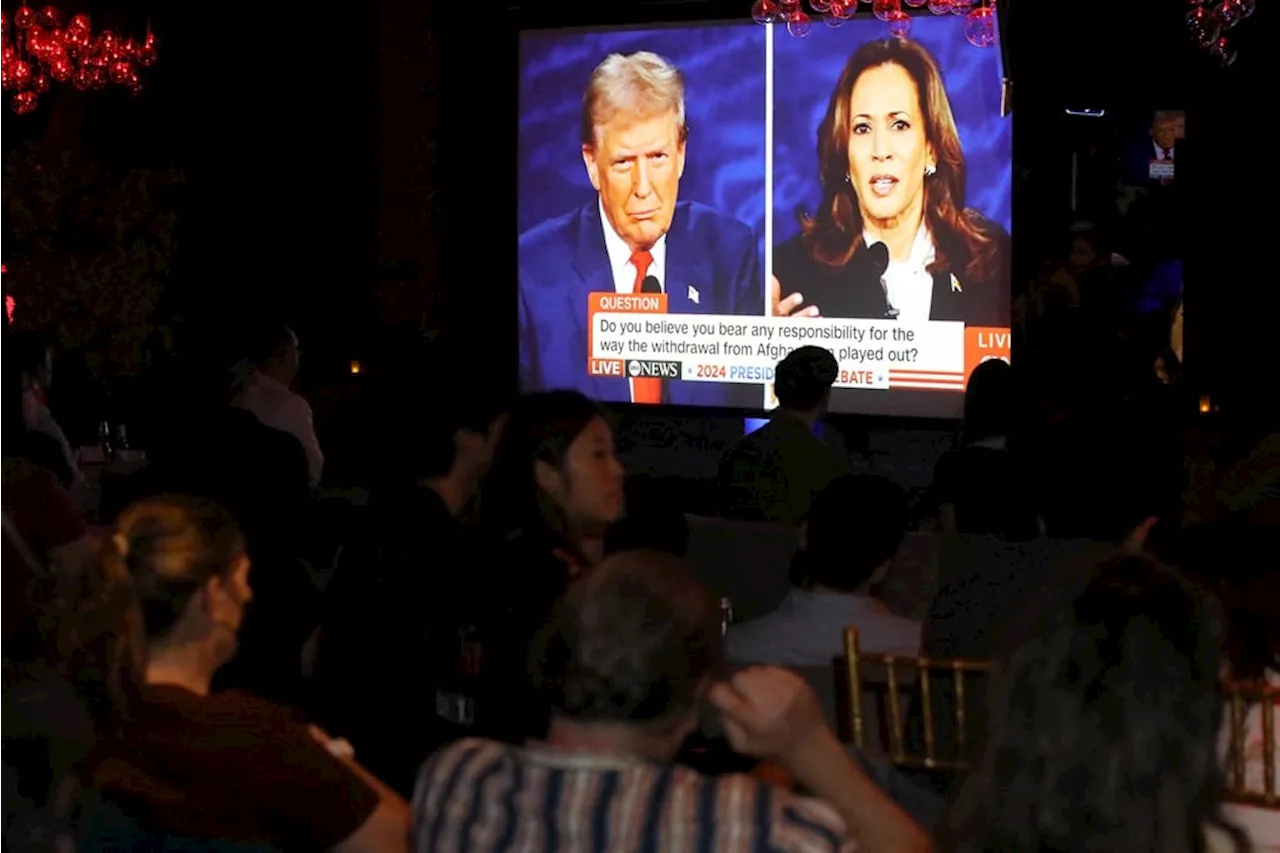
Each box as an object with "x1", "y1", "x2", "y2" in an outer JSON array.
[{"x1": 866, "y1": 225, "x2": 936, "y2": 323}]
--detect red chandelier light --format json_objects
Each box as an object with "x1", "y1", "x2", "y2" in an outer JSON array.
[
  {"x1": 0, "y1": 5, "x2": 157, "y2": 115},
  {"x1": 749, "y1": 0, "x2": 998, "y2": 47},
  {"x1": 1186, "y1": 0, "x2": 1253, "y2": 66}
]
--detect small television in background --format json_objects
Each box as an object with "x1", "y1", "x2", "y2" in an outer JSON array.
[{"x1": 1061, "y1": 105, "x2": 1185, "y2": 367}]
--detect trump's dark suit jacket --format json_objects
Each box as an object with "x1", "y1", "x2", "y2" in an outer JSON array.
[{"x1": 518, "y1": 200, "x2": 764, "y2": 407}]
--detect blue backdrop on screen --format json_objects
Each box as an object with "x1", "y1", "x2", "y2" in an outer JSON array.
[
  {"x1": 517, "y1": 24, "x2": 768, "y2": 260},
  {"x1": 771, "y1": 16, "x2": 1011, "y2": 246}
]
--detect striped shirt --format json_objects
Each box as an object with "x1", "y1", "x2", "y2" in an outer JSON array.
[{"x1": 413, "y1": 738, "x2": 849, "y2": 853}]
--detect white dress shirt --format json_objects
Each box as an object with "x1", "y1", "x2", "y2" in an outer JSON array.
[
  {"x1": 21, "y1": 389, "x2": 81, "y2": 486},
  {"x1": 236, "y1": 369, "x2": 324, "y2": 487},
  {"x1": 599, "y1": 201, "x2": 669, "y2": 402},
  {"x1": 869, "y1": 225, "x2": 936, "y2": 323},
  {"x1": 600, "y1": 200, "x2": 667, "y2": 294},
  {"x1": 727, "y1": 588, "x2": 922, "y2": 667}
]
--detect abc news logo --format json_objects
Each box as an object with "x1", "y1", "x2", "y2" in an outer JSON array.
[{"x1": 626, "y1": 359, "x2": 681, "y2": 379}]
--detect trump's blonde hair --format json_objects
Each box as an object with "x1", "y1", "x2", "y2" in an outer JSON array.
[{"x1": 580, "y1": 51, "x2": 688, "y2": 148}]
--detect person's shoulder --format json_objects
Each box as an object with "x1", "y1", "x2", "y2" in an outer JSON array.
[
  {"x1": 519, "y1": 203, "x2": 590, "y2": 257},
  {"x1": 130, "y1": 687, "x2": 300, "y2": 748},
  {"x1": 720, "y1": 428, "x2": 769, "y2": 468},
  {"x1": 714, "y1": 773, "x2": 847, "y2": 852},
  {"x1": 774, "y1": 229, "x2": 809, "y2": 258},
  {"x1": 277, "y1": 388, "x2": 314, "y2": 420},
  {"x1": 772, "y1": 230, "x2": 822, "y2": 280},
  {"x1": 678, "y1": 200, "x2": 754, "y2": 246},
  {"x1": 519, "y1": 203, "x2": 593, "y2": 299},
  {"x1": 724, "y1": 612, "x2": 785, "y2": 662},
  {"x1": 199, "y1": 688, "x2": 304, "y2": 725},
  {"x1": 414, "y1": 738, "x2": 515, "y2": 803}
]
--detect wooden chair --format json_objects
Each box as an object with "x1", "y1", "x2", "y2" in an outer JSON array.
[
  {"x1": 843, "y1": 627, "x2": 994, "y2": 772},
  {"x1": 1222, "y1": 678, "x2": 1279, "y2": 809}
]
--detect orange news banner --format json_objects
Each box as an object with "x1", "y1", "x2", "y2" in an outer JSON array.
[
  {"x1": 586, "y1": 291, "x2": 668, "y2": 377},
  {"x1": 964, "y1": 326, "x2": 1012, "y2": 383}
]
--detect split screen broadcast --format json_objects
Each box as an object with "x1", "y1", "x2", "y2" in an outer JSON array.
[{"x1": 517, "y1": 17, "x2": 1011, "y2": 417}]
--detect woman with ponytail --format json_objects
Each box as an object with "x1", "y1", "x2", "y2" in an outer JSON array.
[{"x1": 86, "y1": 495, "x2": 410, "y2": 853}]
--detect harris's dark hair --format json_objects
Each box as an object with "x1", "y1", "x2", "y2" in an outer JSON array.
[
  {"x1": 532, "y1": 550, "x2": 721, "y2": 726},
  {"x1": 480, "y1": 391, "x2": 606, "y2": 541},
  {"x1": 801, "y1": 38, "x2": 998, "y2": 285},
  {"x1": 938, "y1": 556, "x2": 1247, "y2": 853}
]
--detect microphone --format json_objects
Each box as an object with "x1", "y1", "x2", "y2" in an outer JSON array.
[
  {"x1": 859, "y1": 241, "x2": 894, "y2": 318},
  {"x1": 863, "y1": 241, "x2": 890, "y2": 280},
  {"x1": 640, "y1": 275, "x2": 662, "y2": 294}
]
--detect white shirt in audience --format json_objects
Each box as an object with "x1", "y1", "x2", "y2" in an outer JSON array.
[
  {"x1": 236, "y1": 368, "x2": 324, "y2": 487},
  {"x1": 727, "y1": 588, "x2": 921, "y2": 667},
  {"x1": 21, "y1": 388, "x2": 84, "y2": 495}
]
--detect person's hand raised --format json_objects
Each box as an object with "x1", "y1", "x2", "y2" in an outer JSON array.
[
  {"x1": 708, "y1": 666, "x2": 830, "y2": 764},
  {"x1": 770, "y1": 275, "x2": 820, "y2": 318}
]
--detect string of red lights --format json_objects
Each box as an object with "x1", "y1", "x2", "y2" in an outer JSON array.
[
  {"x1": 748, "y1": 0, "x2": 997, "y2": 47},
  {"x1": 1186, "y1": 0, "x2": 1253, "y2": 66},
  {"x1": 1, "y1": 5, "x2": 157, "y2": 114}
]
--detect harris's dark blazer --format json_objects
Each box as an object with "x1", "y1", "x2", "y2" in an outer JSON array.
[
  {"x1": 518, "y1": 200, "x2": 764, "y2": 407},
  {"x1": 772, "y1": 213, "x2": 1010, "y2": 328}
]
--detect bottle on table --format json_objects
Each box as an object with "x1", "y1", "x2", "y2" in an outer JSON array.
[
  {"x1": 435, "y1": 622, "x2": 479, "y2": 729},
  {"x1": 720, "y1": 596, "x2": 735, "y2": 637},
  {"x1": 97, "y1": 419, "x2": 114, "y2": 462}
]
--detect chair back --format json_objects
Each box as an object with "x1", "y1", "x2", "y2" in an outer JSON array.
[
  {"x1": 683, "y1": 515, "x2": 798, "y2": 622},
  {"x1": 1222, "y1": 678, "x2": 1279, "y2": 809},
  {"x1": 843, "y1": 627, "x2": 994, "y2": 772}
]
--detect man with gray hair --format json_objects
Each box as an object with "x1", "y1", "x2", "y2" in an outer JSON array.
[
  {"x1": 412, "y1": 551, "x2": 931, "y2": 853},
  {"x1": 518, "y1": 51, "x2": 764, "y2": 407}
]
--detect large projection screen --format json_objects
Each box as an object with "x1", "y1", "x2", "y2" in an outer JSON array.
[{"x1": 517, "y1": 16, "x2": 1011, "y2": 418}]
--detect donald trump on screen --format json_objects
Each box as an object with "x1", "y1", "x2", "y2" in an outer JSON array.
[{"x1": 517, "y1": 51, "x2": 764, "y2": 407}]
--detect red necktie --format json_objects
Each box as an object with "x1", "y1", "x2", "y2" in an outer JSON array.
[
  {"x1": 1161, "y1": 148, "x2": 1172, "y2": 161},
  {"x1": 630, "y1": 249, "x2": 661, "y2": 405}
]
